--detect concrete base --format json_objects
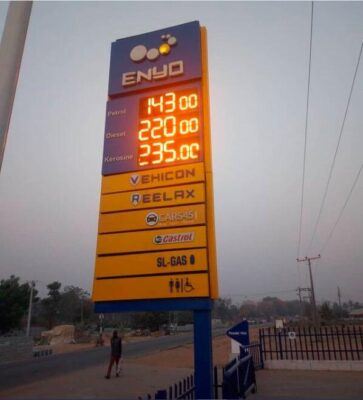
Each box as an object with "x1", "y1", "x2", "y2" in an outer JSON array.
[{"x1": 264, "y1": 359, "x2": 363, "y2": 371}]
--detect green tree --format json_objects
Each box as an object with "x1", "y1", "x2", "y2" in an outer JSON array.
[
  {"x1": 58, "y1": 286, "x2": 92, "y2": 326},
  {"x1": 0, "y1": 275, "x2": 38, "y2": 334},
  {"x1": 212, "y1": 298, "x2": 239, "y2": 323},
  {"x1": 175, "y1": 311, "x2": 193, "y2": 326},
  {"x1": 131, "y1": 312, "x2": 168, "y2": 331},
  {"x1": 320, "y1": 302, "x2": 334, "y2": 321},
  {"x1": 331, "y1": 302, "x2": 349, "y2": 319},
  {"x1": 240, "y1": 301, "x2": 258, "y2": 319},
  {"x1": 41, "y1": 281, "x2": 62, "y2": 329},
  {"x1": 239, "y1": 297, "x2": 307, "y2": 321}
]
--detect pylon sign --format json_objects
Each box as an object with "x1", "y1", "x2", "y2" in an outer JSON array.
[{"x1": 92, "y1": 21, "x2": 218, "y2": 303}]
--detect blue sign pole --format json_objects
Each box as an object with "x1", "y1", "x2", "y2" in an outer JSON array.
[
  {"x1": 193, "y1": 307, "x2": 213, "y2": 399},
  {"x1": 96, "y1": 299, "x2": 215, "y2": 397}
]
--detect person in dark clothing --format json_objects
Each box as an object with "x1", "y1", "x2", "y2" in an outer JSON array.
[{"x1": 105, "y1": 330, "x2": 122, "y2": 379}]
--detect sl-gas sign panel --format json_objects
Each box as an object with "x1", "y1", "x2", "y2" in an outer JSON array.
[
  {"x1": 94, "y1": 248, "x2": 208, "y2": 278},
  {"x1": 108, "y1": 21, "x2": 201, "y2": 96}
]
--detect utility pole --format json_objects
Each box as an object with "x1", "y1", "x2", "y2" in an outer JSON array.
[
  {"x1": 80, "y1": 290, "x2": 90, "y2": 326},
  {"x1": 296, "y1": 287, "x2": 311, "y2": 322},
  {"x1": 297, "y1": 255, "x2": 321, "y2": 327},
  {"x1": 0, "y1": 1, "x2": 32, "y2": 173},
  {"x1": 26, "y1": 281, "x2": 35, "y2": 337},
  {"x1": 296, "y1": 287, "x2": 304, "y2": 325},
  {"x1": 337, "y1": 286, "x2": 342, "y2": 308}
]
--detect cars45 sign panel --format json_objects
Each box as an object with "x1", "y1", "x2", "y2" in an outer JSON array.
[{"x1": 92, "y1": 21, "x2": 218, "y2": 303}]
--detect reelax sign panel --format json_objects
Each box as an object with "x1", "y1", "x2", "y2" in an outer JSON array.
[{"x1": 92, "y1": 21, "x2": 218, "y2": 302}]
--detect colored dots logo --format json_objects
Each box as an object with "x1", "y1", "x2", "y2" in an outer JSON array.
[{"x1": 130, "y1": 34, "x2": 177, "y2": 63}]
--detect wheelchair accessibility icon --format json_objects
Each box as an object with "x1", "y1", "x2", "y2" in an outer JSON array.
[{"x1": 169, "y1": 277, "x2": 195, "y2": 294}]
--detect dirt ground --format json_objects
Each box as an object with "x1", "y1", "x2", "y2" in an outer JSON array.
[
  {"x1": 47, "y1": 334, "x2": 232, "y2": 367},
  {"x1": 3, "y1": 332, "x2": 363, "y2": 399},
  {"x1": 129, "y1": 335, "x2": 231, "y2": 368},
  {"x1": 35, "y1": 324, "x2": 264, "y2": 368},
  {"x1": 38, "y1": 334, "x2": 155, "y2": 354}
]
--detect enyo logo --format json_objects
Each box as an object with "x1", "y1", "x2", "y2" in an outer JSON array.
[
  {"x1": 130, "y1": 34, "x2": 177, "y2": 63},
  {"x1": 122, "y1": 33, "x2": 183, "y2": 88}
]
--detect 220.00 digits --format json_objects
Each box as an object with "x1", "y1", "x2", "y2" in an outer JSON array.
[{"x1": 139, "y1": 115, "x2": 199, "y2": 141}]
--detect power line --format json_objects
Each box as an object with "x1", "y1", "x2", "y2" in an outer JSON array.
[
  {"x1": 307, "y1": 42, "x2": 363, "y2": 254},
  {"x1": 297, "y1": 1, "x2": 314, "y2": 260},
  {"x1": 320, "y1": 162, "x2": 363, "y2": 253}
]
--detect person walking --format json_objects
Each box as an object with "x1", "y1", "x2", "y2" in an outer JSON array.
[{"x1": 105, "y1": 330, "x2": 122, "y2": 379}]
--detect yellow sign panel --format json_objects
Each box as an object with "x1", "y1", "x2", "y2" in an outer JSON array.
[
  {"x1": 97, "y1": 226, "x2": 207, "y2": 255},
  {"x1": 102, "y1": 162, "x2": 205, "y2": 194},
  {"x1": 93, "y1": 273, "x2": 210, "y2": 301},
  {"x1": 95, "y1": 248, "x2": 208, "y2": 278},
  {"x1": 100, "y1": 183, "x2": 205, "y2": 213},
  {"x1": 99, "y1": 204, "x2": 206, "y2": 233}
]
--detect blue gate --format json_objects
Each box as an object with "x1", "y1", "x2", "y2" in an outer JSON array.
[
  {"x1": 222, "y1": 354, "x2": 257, "y2": 399},
  {"x1": 142, "y1": 343, "x2": 262, "y2": 399}
]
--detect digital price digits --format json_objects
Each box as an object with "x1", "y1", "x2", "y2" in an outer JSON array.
[
  {"x1": 139, "y1": 115, "x2": 199, "y2": 141},
  {"x1": 138, "y1": 89, "x2": 202, "y2": 167},
  {"x1": 139, "y1": 140, "x2": 200, "y2": 166},
  {"x1": 140, "y1": 90, "x2": 199, "y2": 117}
]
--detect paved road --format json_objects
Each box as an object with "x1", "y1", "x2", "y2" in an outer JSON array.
[{"x1": 0, "y1": 329, "x2": 224, "y2": 391}]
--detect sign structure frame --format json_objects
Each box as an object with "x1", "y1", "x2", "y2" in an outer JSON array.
[
  {"x1": 92, "y1": 21, "x2": 218, "y2": 398},
  {"x1": 92, "y1": 21, "x2": 218, "y2": 307}
]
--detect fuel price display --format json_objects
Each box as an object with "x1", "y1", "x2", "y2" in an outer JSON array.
[{"x1": 137, "y1": 88, "x2": 203, "y2": 168}]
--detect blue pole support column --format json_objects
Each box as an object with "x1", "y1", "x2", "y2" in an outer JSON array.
[{"x1": 193, "y1": 308, "x2": 213, "y2": 399}]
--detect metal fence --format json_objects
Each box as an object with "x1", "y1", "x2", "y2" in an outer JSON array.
[
  {"x1": 259, "y1": 325, "x2": 363, "y2": 361},
  {"x1": 221, "y1": 354, "x2": 257, "y2": 399},
  {"x1": 140, "y1": 342, "x2": 263, "y2": 399},
  {"x1": 145, "y1": 346, "x2": 262, "y2": 400},
  {"x1": 245, "y1": 342, "x2": 264, "y2": 370},
  {"x1": 153, "y1": 374, "x2": 195, "y2": 399}
]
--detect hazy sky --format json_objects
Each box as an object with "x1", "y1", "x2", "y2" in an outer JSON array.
[{"x1": 0, "y1": 1, "x2": 362, "y2": 303}]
